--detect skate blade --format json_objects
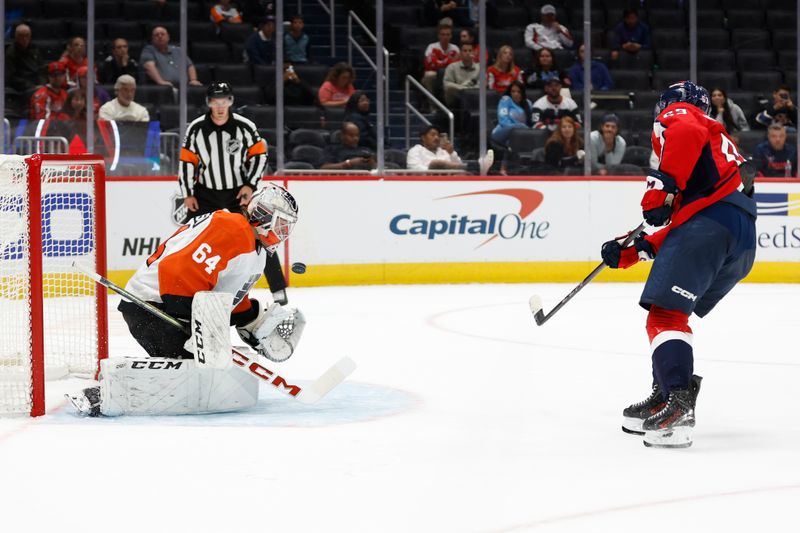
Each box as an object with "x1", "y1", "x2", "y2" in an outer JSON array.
[
  {"x1": 64, "y1": 393, "x2": 91, "y2": 416},
  {"x1": 643, "y1": 426, "x2": 693, "y2": 449},
  {"x1": 622, "y1": 416, "x2": 645, "y2": 435},
  {"x1": 622, "y1": 425, "x2": 644, "y2": 436}
]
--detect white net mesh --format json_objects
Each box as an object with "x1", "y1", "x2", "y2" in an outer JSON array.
[{"x1": 0, "y1": 156, "x2": 102, "y2": 415}]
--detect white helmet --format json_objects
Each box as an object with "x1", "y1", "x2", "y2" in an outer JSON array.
[{"x1": 246, "y1": 184, "x2": 298, "y2": 252}]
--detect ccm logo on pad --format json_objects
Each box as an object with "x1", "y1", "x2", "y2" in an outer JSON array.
[{"x1": 671, "y1": 286, "x2": 697, "y2": 301}]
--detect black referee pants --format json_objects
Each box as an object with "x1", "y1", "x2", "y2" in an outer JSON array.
[{"x1": 189, "y1": 183, "x2": 287, "y2": 293}]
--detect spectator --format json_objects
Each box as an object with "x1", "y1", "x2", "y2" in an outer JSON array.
[
  {"x1": 244, "y1": 16, "x2": 276, "y2": 64},
  {"x1": 30, "y1": 62, "x2": 69, "y2": 120},
  {"x1": 321, "y1": 122, "x2": 376, "y2": 170},
  {"x1": 589, "y1": 113, "x2": 626, "y2": 175},
  {"x1": 458, "y1": 28, "x2": 487, "y2": 65},
  {"x1": 278, "y1": 64, "x2": 315, "y2": 105},
  {"x1": 99, "y1": 75, "x2": 150, "y2": 122},
  {"x1": 211, "y1": 0, "x2": 243, "y2": 24},
  {"x1": 524, "y1": 4, "x2": 573, "y2": 52},
  {"x1": 318, "y1": 62, "x2": 355, "y2": 108},
  {"x1": 753, "y1": 123, "x2": 797, "y2": 177},
  {"x1": 60, "y1": 36, "x2": 88, "y2": 88},
  {"x1": 73, "y1": 66, "x2": 111, "y2": 114},
  {"x1": 487, "y1": 45, "x2": 523, "y2": 94},
  {"x1": 464, "y1": 0, "x2": 498, "y2": 28},
  {"x1": 423, "y1": 0, "x2": 471, "y2": 28},
  {"x1": 544, "y1": 116, "x2": 584, "y2": 169},
  {"x1": 285, "y1": 15, "x2": 311, "y2": 64},
  {"x1": 531, "y1": 77, "x2": 581, "y2": 131},
  {"x1": 407, "y1": 125, "x2": 466, "y2": 171},
  {"x1": 568, "y1": 44, "x2": 613, "y2": 91},
  {"x1": 523, "y1": 47, "x2": 569, "y2": 91},
  {"x1": 5, "y1": 23, "x2": 44, "y2": 94},
  {"x1": 610, "y1": 8, "x2": 651, "y2": 62},
  {"x1": 100, "y1": 38, "x2": 140, "y2": 85},
  {"x1": 442, "y1": 42, "x2": 480, "y2": 107},
  {"x1": 344, "y1": 91, "x2": 378, "y2": 150},
  {"x1": 422, "y1": 23, "x2": 460, "y2": 95},
  {"x1": 63, "y1": 89, "x2": 88, "y2": 121},
  {"x1": 756, "y1": 85, "x2": 797, "y2": 132},
  {"x1": 491, "y1": 80, "x2": 534, "y2": 175},
  {"x1": 141, "y1": 26, "x2": 203, "y2": 87},
  {"x1": 709, "y1": 88, "x2": 749, "y2": 134}
]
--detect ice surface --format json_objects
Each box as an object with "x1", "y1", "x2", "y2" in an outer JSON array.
[{"x1": 1, "y1": 283, "x2": 798, "y2": 532}]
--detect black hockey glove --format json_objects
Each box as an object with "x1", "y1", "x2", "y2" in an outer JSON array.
[{"x1": 601, "y1": 234, "x2": 655, "y2": 269}]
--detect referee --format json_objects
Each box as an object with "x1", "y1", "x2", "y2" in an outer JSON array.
[{"x1": 179, "y1": 81, "x2": 289, "y2": 303}]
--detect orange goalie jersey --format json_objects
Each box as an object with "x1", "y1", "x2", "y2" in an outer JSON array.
[{"x1": 125, "y1": 210, "x2": 268, "y2": 321}]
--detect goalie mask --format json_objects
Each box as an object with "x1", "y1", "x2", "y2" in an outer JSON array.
[{"x1": 247, "y1": 184, "x2": 299, "y2": 252}]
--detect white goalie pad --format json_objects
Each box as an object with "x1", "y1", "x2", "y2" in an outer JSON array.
[
  {"x1": 98, "y1": 357, "x2": 259, "y2": 416},
  {"x1": 184, "y1": 291, "x2": 234, "y2": 369}
]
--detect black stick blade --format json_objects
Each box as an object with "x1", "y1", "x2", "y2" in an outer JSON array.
[{"x1": 529, "y1": 295, "x2": 546, "y2": 326}]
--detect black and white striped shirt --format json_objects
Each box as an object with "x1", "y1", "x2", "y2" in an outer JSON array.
[{"x1": 178, "y1": 112, "x2": 267, "y2": 196}]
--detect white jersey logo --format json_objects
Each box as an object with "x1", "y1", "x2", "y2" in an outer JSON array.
[{"x1": 671, "y1": 285, "x2": 698, "y2": 301}]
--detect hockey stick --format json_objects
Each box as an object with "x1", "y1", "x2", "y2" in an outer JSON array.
[
  {"x1": 529, "y1": 222, "x2": 646, "y2": 326},
  {"x1": 72, "y1": 262, "x2": 355, "y2": 404}
]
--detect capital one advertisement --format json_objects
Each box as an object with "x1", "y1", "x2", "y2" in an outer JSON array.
[{"x1": 103, "y1": 177, "x2": 800, "y2": 285}]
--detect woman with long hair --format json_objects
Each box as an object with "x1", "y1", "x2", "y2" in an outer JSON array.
[
  {"x1": 524, "y1": 47, "x2": 569, "y2": 91},
  {"x1": 490, "y1": 81, "x2": 534, "y2": 175},
  {"x1": 318, "y1": 62, "x2": 356, "y2": 107},
  {"x1": 709, "y1": 87, "x2": 749, "y2": 133},
  {"x1": 545, "y1": 116, "x2": 583, "y2": 169},
  {"x1": 487, "y1": 45, "x2": 523, "y2": 94}
]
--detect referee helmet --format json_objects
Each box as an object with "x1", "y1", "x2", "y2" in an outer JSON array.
[{"x1": 206, "y1": 81, "x2": 234, "y2": 106}]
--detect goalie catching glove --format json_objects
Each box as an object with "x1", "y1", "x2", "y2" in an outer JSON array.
[
  {"x1": 641, "y1": 169, "x2": 679, "y2": 227},
  {"x1": 236, "y1": 300, "x2": 306, "y2": 362},
  {"x1": 601, "y1": 233, "x2": 655, "y2": 269}
]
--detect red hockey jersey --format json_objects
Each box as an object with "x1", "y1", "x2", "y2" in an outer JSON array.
[{"x1": 647, "y1": 102, "x2": 747, "y2": 251}]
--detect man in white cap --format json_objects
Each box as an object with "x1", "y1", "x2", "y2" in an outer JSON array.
[
  {"x1": 98, "y1": 74, "x2": 150, "y2": 122},
  {"x1": 524, "y1": 4, "x2": 574, "y2": 51}
]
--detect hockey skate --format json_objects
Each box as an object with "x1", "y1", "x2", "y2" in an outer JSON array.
[
  {"x1": 622, "y1": 375, "x2": 701, "y2": 435},
  {"x1": 65, "y1": 386, "x2": 102, "y2": 417},
  {"x1": 642, "y1": 389, "x2": 696, "y2": 448}
]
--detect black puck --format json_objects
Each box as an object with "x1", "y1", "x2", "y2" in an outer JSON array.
[{"x1": 291, "y1": 262, "x2": 307, "y2": 274}]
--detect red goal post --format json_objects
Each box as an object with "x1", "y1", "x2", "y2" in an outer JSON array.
[{"x1": 0, "y1": 154, "x2": 107, "y2": 417}]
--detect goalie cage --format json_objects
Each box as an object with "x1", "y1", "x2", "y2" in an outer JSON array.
[{"x1": 0, "y1": 154, "x2": 108, "y2": 416}]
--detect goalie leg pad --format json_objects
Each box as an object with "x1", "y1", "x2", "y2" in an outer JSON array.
[
  {"x1": 98, "y1": 357, "x2": 259, "y2": 416},
  {"x1": 184, "y1": 291, "x2": 234, "y2": 369}
]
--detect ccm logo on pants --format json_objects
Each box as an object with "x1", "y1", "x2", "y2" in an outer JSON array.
[{"x1": 671, "y1": 285, "x2": 698, "y2": 301}]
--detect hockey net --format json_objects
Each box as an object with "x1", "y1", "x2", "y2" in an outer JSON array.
[{"x1": 0, "y1": 154, "x2": 107, "y2": 416}]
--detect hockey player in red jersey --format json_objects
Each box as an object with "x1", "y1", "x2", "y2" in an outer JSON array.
[{"x1": 600, "y1": 81, "x2": 757, "y2": 448}]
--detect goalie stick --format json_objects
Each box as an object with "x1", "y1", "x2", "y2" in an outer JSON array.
[
  {"x1": 529, "y1": 222, "x2": 646, "y2": 326},
  {"x1": 72, "y1": 262, "x2": 355, "y2": 404}
]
